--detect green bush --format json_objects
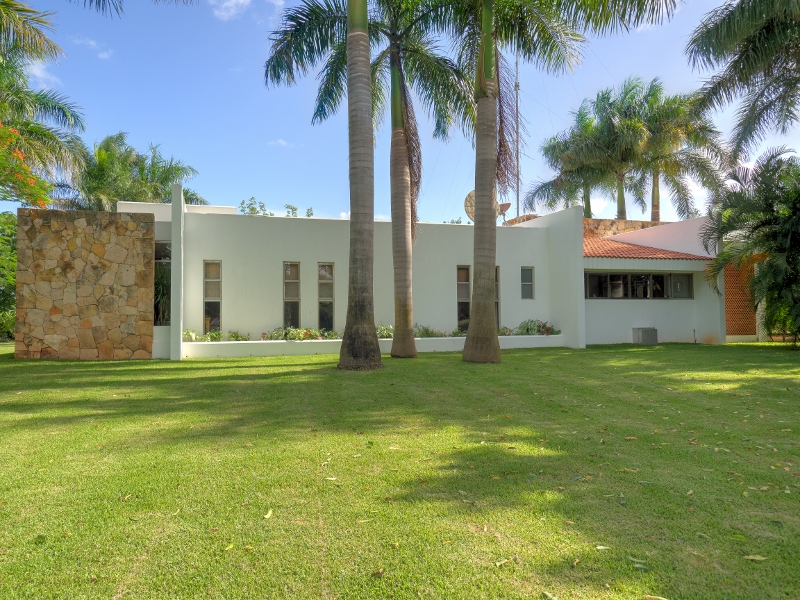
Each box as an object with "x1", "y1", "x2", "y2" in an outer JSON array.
[
  {"x1": 498, "y1": 326, "x2": 513, "y2": 336},
  {"x1": 451, "y1": 328, "x2": 467, "y2": 337},
  {"x1": 413, "y1": 324, "x2": 448, "y2": 338},
  {"x1": 0, "y1": 309, "x2": 14, "y2": 341},
  {"x1": 514, "y1": 319, "x2": 560, "y2": 336},
  {"x1": 227, "y1": 330, "x2": 251, "y2": 341},
  {"x1": 262, "y1": 327, "x2": 339, "y2": 341},
  {"x1": 205, "y1": 329, "x2": 223, "y2": 342},
  {"x1": 376, "y1": 324, "x2": 394, "y2": 339}
]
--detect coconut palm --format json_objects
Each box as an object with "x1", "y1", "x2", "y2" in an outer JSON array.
[
  {"x1": 637, "y1": 88, "x2": 726, "y2": 221},
  {"x1": 265, "y1": 0, "x2": 473, "y2": 360},
  {"x1": 686, "y1": 0, "x2": 800, "y2": 158},
  {"x1": 0, "y1": 1, "x2": 60, "y2": 60},
  {"x1": 525, "y1": 101, "x2": 613, "y2": 218},
  {"x1": 701, "y1": 147, "x2": 800, "y2": 346},
  {"x1": 0, "y1": 47, "x2": 85, "y2": 179},
  {"x1": 78, "y1": 0, "x2": 195, "y2": 16}
]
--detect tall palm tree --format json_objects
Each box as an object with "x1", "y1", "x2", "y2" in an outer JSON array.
[
  {"x1": 0, "y1": 47, "x2": 85, "y2": 179},
  {"x1": 701, "y1": 147, "x2": 800, "y2": 346},
  {"x1": 78, "y1": 0, "x2": 195, "y2": 16},
  {"x1": 637, "y1": 88, "x2": 726, "y2": 221},
  {"x1": 686, "y1": 0, "x2": 800, "y2": 158},
  {"x1": 0, "y1": 1, "x2": 60, "y2": 60},
  {"x1": 457, "y1": 2, "x2": 677, "y2": 363},
  {"x1": 525, "y1": 101, "x2": 613, "y2": 218},
  {"x1": 265, "y1": 0, "x2": 473, "y2": 360}
]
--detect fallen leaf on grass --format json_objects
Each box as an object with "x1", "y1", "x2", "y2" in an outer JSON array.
[
  {"x1": 264, "y1": 510, "x2": 273, "y2": 519},
  {"x1": 495, "y1": 559, "x2": 509, "y2": 567},
  {"x1": 325, "y1": 477, "x2": 337, "y2": 481},
  {"x1": 643, "y1": 596, "x2": 669, "y2": 600},
  {"x1": 596, "y1": 545, "x2": 612, "y2": 550},
  {"x1": 625, "y1": 437, "x2": 637, "y2": 441},
  {"x1": 225, "y1": 544, "x2": 234, "y2": 551},
  {"x1": 743, "y1": 555, "x2": 767, "y2": 561},
  {"x1": 628, "y1": 556, "x2": 647, "y2": 563},
  {"x1": 571, "y1": 559, "x2": 580, "y2": 568},
  {"x1": 634, "y1": 564, "x2": 651, "y2": 571},
  {"x1": 245, "y1": 545, "x2": 253, "y2": 551},
  {"x1": 542, "y1": 593, "x2": 558, "y2": 600},
  {"x1": 371, "y1": 568, "x2": 385, "y2": 578}
]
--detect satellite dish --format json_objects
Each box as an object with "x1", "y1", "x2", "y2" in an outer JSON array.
[{"x1": 464, "y1": 189, "x2": 500, "y2": 222}]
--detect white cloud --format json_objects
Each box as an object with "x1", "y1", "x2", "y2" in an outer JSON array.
[
  {"x1": 209, "y1": 0, "x2": 252, "y2": 20},
  {"x1": 268, "y1": 138, "x2": 294, "y2": 148},
  {"x1": 26, "y1": 62, "x2": 60, "y2": 88},
  {"x1": 590, "y1": 197, "x2": 610, "y2": 216},
  {"x1": 264, "y1": 0, "x2": 284, "y2": 9},
  {"x1": 375, "y1": 214, "x2": 391, "y2": 221},
  {"x1": 73, "y1": 37, "x2": 112, "y2": 59},
  {"x1": 339, "y1": 211, "x2": 350, "y2": 219}
]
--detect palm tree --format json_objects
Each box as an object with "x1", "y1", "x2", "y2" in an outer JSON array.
[
  {"x1": 0, "y1": 1, "x2": 60, "y2": 60},
  {"x1": 637, "y1": 88, "x2": 726, "y2": 221},
  {"x1": 525, "y1": 101, "x2": 613, "y2": 218},
  {"x1": 686, "y1": 0, "x2": 800, "y2": 158},
  {"x1": 79, "y1": 0, "x2": 195, "y2": 16},
  {"x1": 458, "y1": 2, "x2": 677, "y2": 362},
  {"x1": 0, "y1": 47, "x2": 85, "y2": 180},
  {"x1": 265, "y1": 0, "x2": 473, "y2": 360},
  {"x1": 701, "y1": 147, "x2": 800, "y2": 346}
]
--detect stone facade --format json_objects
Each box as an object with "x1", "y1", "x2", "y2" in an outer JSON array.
[
  {"x1": 15, "y1": 209, "x2": 155, "y2": 360},
  {"x1": 583, "y1": 218, "x2": 664, "y2": 238}
]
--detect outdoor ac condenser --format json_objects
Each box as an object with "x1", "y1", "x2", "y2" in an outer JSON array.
[{"x1": 633, "y1": 327, "x2": 658, "y2": 345}]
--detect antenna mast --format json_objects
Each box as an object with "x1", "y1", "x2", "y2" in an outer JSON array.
[{"x1": 515, "y1": 53, "x2": 520, "y2": 218}]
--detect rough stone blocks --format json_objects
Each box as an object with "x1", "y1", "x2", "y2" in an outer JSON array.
[{"x1": 15, "y1": 209, "x2": 154, "y2": 360}]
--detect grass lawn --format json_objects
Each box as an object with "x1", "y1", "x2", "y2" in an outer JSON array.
[{"x1": 0, "y1": 342, "x2": 798, "y2": 599}]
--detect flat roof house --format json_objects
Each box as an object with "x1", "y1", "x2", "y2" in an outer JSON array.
[{"x1": 15, "y1": 185, "x2": 728, "y2": 360}]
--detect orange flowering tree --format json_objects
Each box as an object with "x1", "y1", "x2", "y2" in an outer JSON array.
[{"x1": 0, "y1": 122, "x2": 51, "y2": 207}]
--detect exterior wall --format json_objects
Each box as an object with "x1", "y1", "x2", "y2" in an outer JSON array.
[
  {"x1": 723, "y1": 264, "x2": 756, "y2": 335},
  {"x1": 583, "y1": 218, "x2": 662, "y2": 238},
  {"x1": 15, "y1": 209, "x2": 154, "y2": 359},
  {"x1": 584, "y1": 271, "x2": 725, "y2": 345},
  {"x1": 179, "y1": 214, "x2": 555, "y2": 340},
  {"x1": 611, "y1": 217, "x2": 713, "y2": 257}
]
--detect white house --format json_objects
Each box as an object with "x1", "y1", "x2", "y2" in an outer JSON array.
[{"x1": 117, "y1": 185, "x2": 725, "y2": 360}]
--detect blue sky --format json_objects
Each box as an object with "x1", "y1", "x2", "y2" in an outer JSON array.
[{"x1": 2, "y1": 0, "x2": 791, "y2": 222}]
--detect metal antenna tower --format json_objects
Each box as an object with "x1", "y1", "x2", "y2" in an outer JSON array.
[{"x1": 515, "y1": 53, "x2": 520, "y2": 218}]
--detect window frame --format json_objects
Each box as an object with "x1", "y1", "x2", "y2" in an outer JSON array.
[
  {"x1": 520, "y1": 266, "x2": 534, "y2": 300},
  {"x1": 203, "y1": 260, "x2": 222, "y2": 334},
  {"x1": 318, "y1": 262, "x2": 334, "y2": 331},
  {"x1": 584, "y1": 271, "x2": 694, "y2": 300},
  {"x1": 283, "y1": 261, "x2": 301, "y2": 329}
]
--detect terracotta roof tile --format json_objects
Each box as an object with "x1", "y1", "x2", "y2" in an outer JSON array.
[{"x1": 583, "y1": 237, "x2": 709, "y2": 260}]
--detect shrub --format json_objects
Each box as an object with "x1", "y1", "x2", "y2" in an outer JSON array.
[
  {"x1": 227, "y1": 330, "x2": 251, "y2": 341},
  {"x1": 376, "y1": 324, "x2": 394, "y2": 339},
  {"x1": 514, "y1": 319, "x2": 560, "y2": 336},
  {"x1": 182, "y1": 329, "x2": 200, "y2": 342},
  {"x1": 451, "y1": 328, "x2": 467, "y2": 337},
  {"x1": 413, "y1": 324, "x2": 448, "y2": 338},
  {"x1": 206, "y1": 329, "x2": 223, "y2": 342},
  {"x1": 497, "y1": 326, "x2": 513, "y2": 336},
  {"x1": 262, "y1": 327, "x2": 339, "y2": 341},
  {"x1": 0, "y1": 309, "x2": 14, "y2": 341}
]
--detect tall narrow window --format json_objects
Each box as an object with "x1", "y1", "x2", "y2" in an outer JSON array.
[
  {"x1": 457, "y1": 266, "x2": 470, "y2": 331},
  {"x1": 284, "y1": 262, "x2": 300, "y2": 328},
  {"x1": 204, "y1": 261, "x2": 221, "y2": 333},
  {"x1": 609, "y1": 274, "x2": 630, "y2": 298},
  {"x1": 521, "y1": 267, "x2": 534, "y2": 299},
  {"x1": 631, "y1": 274, "x2": 650, "y2": 298},
  {"x1": 318, "y1": 263, "x2": 334, "y2": 331},
  {"x1": 495, "y1": 266, "x2": 500, "y2": 327},
  {"x1": 154, "y1": 242, "x2": 171, "y2": 326}
]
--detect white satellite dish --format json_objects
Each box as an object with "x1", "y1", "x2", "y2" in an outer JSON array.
[{"x1": 464, "y1": 189, "x2": 501, "y2": 222}]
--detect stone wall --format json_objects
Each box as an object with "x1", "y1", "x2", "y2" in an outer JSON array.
[
  {"x1": 583, "y1": 218, "x2": 664, "y2": 238},
  {"x1": 15, "y1": 209, "x2": 155, "y2": 360}
]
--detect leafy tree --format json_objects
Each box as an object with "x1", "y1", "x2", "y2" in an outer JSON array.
[
  {"x1": 0, "y1": 211, "x2": 15, "y2": 312},
  {"x1": 701, "y1": 148, "x2": 800, "y2": 347},
  {"x1": 637, "y1": 88, "x2": 725, "y2": 221},
  {"x1": 239, "y1": 197, "x2": 274, "y2": 216},
  {"x1": 686, "y1": 0, "x2": 800, "y2": 157},
  {"x1": 0, "y1": 120, "x2": 51, "y2": 205},
  {"x1": 525, "y1": 101, "x2": 614, "y2": 218},
  {"x1": 266, "y1": 0, "x2": 472, "y2": 361},
  {"x1": 0, "y1": 1, "x2": 60, "y2": 60}
]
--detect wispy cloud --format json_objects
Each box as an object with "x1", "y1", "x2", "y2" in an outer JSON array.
[
  {"x1": 268, "y1": 138, "x2": 294, "y2": 148},
  {"x1": 73, "y1": 37, "x2": 113, "y2": 59},
  {"x1": 209, "y1": 0, "x2": 252, "y2": 20},
  {"x1": 26, "y1": 62, "x2": 61, "y2": 88},
  {"x1": 339, "y1": 211, "x2": 350, "y2": 219}
]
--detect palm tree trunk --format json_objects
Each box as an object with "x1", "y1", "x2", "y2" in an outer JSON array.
[
  {"x1": 650, "y1": 170, "x2": 660, "y2": 222},
  {"x1": 339, "y1": 0, "x2": 382, "y2": 370},
  {"x1": 463, "y1": 0, "x2": 501, "y2": 364},
  {"x1": 389, "y1": 52, "x2": 416, "y2": 358},
  {"x1": 616, "y1": 174, "x2": 627, "y2": 220},
  {"x1": 582, "y1": 184, "x2": 592, "y2": 218}
]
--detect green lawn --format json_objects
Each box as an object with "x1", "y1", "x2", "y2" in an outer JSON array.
[{"x1": 1, "y1": 342, "x2": 798, "y2": 599}]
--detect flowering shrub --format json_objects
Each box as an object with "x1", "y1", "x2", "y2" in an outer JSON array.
[
  {"x1": 0, "y1": 123, "x2": 51, "y2": 207},
  {"x1": 514, "y1": 319, "x2": 560, "y2": 336}
]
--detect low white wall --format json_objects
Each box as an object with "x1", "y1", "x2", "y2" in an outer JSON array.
[
  {"x1": 181, "y1": 335, "x2": 565, "y2": 359},
  {"x1": 153, "y1": 326, "x2": 171, "y2": 359}
]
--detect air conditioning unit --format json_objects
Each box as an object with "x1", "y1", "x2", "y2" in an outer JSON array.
[{"x1": 633, "y1": 327, "x2": 658, "y2": 345}]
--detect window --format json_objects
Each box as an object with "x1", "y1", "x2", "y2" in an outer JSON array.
[
  {"x1": 203, "y1": 261, "x2": 221, "y2": 333},
  {"x1": 521, "y1": 267, "x2": 534, "y2": 299},
  {"x1": 457, "y1": 266, "x2": 470, "y2": 330},
  {"x1": 495, "y1": 266, "x2": 500, "y2": 327},
  {"x1": 318, "y1": 263, "x2": 334, "y2": 331},
  {"x1": 284, "y1": 262, "x2": 300, "y2": 328},
  {"x1": 585, "y1": 272, "x2": 694, "y2": 300},
  {"x1": 154, "y1": 242, "x2": 171, "y2": 326}
]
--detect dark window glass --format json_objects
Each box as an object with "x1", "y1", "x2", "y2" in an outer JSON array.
[
  {"x1": 631, "y1": 274, "x2": 650, "y2": 298},
  {"x1": 155, "y1": 242, "x2": 171, "y2": 261},
  {"x1": 154, "y1": 262, "x2": 171, "y2": 326},
  {"x1": 652, "y1": 274, "x2": 667, "y2": 298},
  {"x1": 609, "y1": 274, "x2": 629, "y2": 299},
  {"x1": 204, "y1": 301, "x2": 220, "y2": 333},
  {"x1": 457, "y1": 301, "x2": 470, "y2": 331},
  {"x1": 521, "y1": 267, "x2": 534, "y2": 299},
  {"x1": 319, "y1": 301, "x2": 334, "y2": 331},
  {"x1": 586, "y1": 273, "x2": 609, "y2": 298},
  {"x1": 672, "y1": 273, "x2": 693, "y2": 298},
  {"x1": 284, "y1": 301, "x2": 300, "y2": 328}
]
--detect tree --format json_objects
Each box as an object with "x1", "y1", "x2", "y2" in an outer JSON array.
[
  {"x1": 0, "y1": 211, "x2": 15, "y2": 312},
  {"x1": 525, "y1": 101, "x2": 613, "y2": 218},
  {"x1": 686, "y1": 0, "x2": 800, "y2": 157},
  {"x1": 265, "y1": 0, "x2": 473, "y2": 360},
  {"x1": 701, "y1": 148, "x2": 800, "y2": 347},
  {"x1": 77, "y1": 1, "x2": 195, "y2": 16},
  {"x1": 0, "y1": 119, "x2": 51, "y2": 205},
  {"x1": 55, "y1": 133, "x2": 203, "y2": 210},
  {"x1": 0, "y1": 1, "x2": 60, "y2": 60},
  {"x1": 0, "y1": 47, "x2": 86, "y2": 181},
  {"x1": 637, "y1": 88, "x2": 726, "y2": 221}
]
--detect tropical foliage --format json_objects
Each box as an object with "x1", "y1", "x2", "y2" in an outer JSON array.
[
  {"x1": 686, "y1": 0, "x2": 800, "y2": 157},
  {"x1": 0, "y1": 211, "x2": 15, "y2": 312},
  {"x1": 701, "y1": 148, "x2": 800, "y2": 346}
]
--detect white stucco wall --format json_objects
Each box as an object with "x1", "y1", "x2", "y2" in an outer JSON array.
[{"x1": 611, "y1": 217, "x2": 713, "y2": 257}]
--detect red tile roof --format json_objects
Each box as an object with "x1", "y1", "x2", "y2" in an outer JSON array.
[{"x1": 583, "y1": 237, "x2": 709, "y2": 260}]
